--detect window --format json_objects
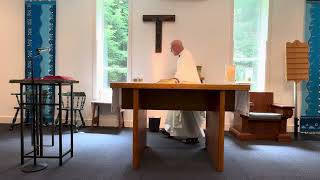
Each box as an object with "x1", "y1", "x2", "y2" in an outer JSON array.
[
  {"x1": 96, "y1": 0, "x2": 129, "y2": 100},
  {"x1": 233, "y1": 0, "x2": 269, "y2": 91}
]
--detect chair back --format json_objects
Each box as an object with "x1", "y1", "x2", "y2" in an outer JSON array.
[
  {"x1": 12, "y1": 91, "x2": 49, "y2": 107},
  {"x1": 249, "y1": 92, "x2": 274, "y2": 112},
  {"x1": 62, "y1": 92, "x2": 86, "y2": 110}
]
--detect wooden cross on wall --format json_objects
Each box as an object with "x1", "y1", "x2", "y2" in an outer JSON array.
[{"x1": 143, "y1": 15, "x2": 175, "y2": 53}]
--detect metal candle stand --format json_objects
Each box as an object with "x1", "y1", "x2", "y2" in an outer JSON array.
[{"x1": 293, "y1": 81, "x2": 299, "y2": 139}]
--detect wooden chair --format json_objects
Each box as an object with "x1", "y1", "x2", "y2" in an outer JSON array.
[
  {"x1": 9, "y1": 93, "x2": 31, "y2": 131},
  {"x1": 9, "y1": 91, "x2": 48, "y2": 131},
  {"x1": 229, "y1": 92, "x2": 294, "y2": 142},
  {"x1": 55, "y1": 92, "x2": 86, "y2": 128}
]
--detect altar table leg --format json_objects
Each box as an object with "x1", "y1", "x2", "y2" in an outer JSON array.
[
  {"x1": 206, "y1": 91, "x2": 225, "y2": 172},
  {"x1": 132, "y1": 89, "x2": 147, "y2": 169}
]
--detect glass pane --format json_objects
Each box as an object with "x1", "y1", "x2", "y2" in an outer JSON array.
[
  {"x1": 233, "y1": 0, "x2": 269, "y2": 91},
  {"x1": 104, "y1": 0, "x2": 129, "y2": 88}
]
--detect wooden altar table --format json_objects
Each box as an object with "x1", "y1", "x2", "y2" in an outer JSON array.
[{"x1": 111, "y1": 83, "x2": 250, "y2": 172}]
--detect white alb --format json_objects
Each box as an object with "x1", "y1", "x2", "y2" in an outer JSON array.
[{"x1": 164, "y1": 49, "x2": 205, "y2": 138}]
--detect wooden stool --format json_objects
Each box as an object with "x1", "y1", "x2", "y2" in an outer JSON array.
[{"x1": 91, "y1": 100, "x2": 124, "y2": 128}]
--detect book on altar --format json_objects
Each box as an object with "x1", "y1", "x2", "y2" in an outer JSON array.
[{"x1": 157, "y1": 79, "x2": 178, "y2": 84}]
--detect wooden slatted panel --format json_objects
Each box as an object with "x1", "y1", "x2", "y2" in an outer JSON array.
[
  {"x1": 286, "y1": 40, "x2": 309, "y2": 81},
  {"x1": 287, "y1": 41, "x2": 308, "y2": 48},
  {"x1": 287, "y1": 69, "x2": 309, "y2": 74},
  {"x1": 286, "y1": 58, "x2": 308, "y2": 64},
  {"x1": 286, "y1": 47, "x2": 308, "y2": 53},
  {"x1": 286, "y1": 53, "x2": 309, "y2": 59},
  {"x1": 287, "y1": 64, "x2": 309, "y2": 69},
  {"x1": 287, "y1": 74, "x2": 309, "y2": 81}
]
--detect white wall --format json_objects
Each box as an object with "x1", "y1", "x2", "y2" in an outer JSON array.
[
  {"x1": 266, "y1": 0, "x2": 305, "y2": 131},
  {"x1": 0, "y1": 0, "x2": 306, "y2": 131},
  {"x1": 0, "y1": 0, "x2": 25, "y2": 123},
  {"x1": 129, "y1": 0, "x2": 234, "y2": 128},
  {"x1": 0, "y1": 0, "x2": 97, "y2": 125},
  {"x1": 131, "y1": 0, "x2": 233, "y2": 83},
  {"x1": 55, "y1": 0, "x2": 96, "y2": 125}
]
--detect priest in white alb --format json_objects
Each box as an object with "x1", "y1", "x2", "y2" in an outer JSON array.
[{"x1": 159, "y1": 40, "x2": 205, "y2": 144}]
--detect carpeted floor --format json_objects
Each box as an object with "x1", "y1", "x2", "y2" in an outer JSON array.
[{"x1": 0, "y1": 124, "x2": 319, "y2": 180}]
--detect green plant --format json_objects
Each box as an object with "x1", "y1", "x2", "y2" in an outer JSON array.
[{"x1": 104, "y1": 0, "x2": 128, "y2": 88}]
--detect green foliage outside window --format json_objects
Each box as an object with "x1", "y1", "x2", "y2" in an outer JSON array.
[
  {"x1": 234, "y1": 0, "x2": 260, "y2": 59},
  {"x1": 104, "y1": 0, "x2": 128, "y2": 88},
  {"x1": 234, "y1": 0, "x2": 269, "y2": 91}
]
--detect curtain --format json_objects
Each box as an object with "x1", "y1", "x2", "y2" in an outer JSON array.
[
  {"x1": 25, "y1": 0, "x2": 56, "y2": 123},
  {"x1": 300, "y1": 0, "x2": 320, "y2": 134}
]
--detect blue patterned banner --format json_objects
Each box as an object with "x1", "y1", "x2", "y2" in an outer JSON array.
[
  {"x1": 25, "y1": 0, "x2": 56, "y2": 123},
  {"x1": 301, "y1": 0, "x2": 320, "y2": 134}
]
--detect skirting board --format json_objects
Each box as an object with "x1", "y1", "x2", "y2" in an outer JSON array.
[{"x1": 0, "y1": 116, "x2": 295, "y2": 132}]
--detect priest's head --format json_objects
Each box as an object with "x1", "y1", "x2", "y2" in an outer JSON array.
[{"x1": 170, "y1": 40, "x2": 184, "y2": 56}]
